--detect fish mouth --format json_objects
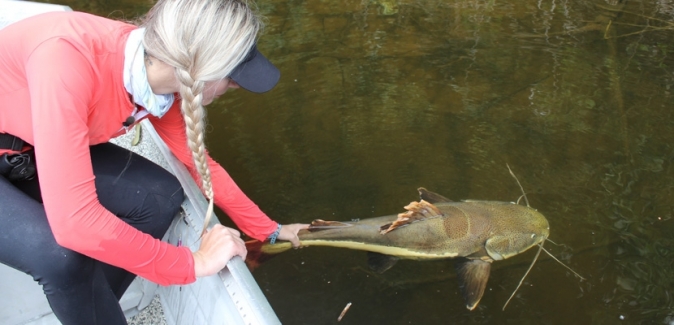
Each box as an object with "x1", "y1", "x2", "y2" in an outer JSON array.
[{"x1": 487, "y1": 232, "x2": 549, "y2": 261}]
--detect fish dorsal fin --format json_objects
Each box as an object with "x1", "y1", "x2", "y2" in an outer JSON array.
[
  {"x1": 455, "y1": 259, "x2": 492, "y2": 311},
  {"x1": 308, "y1": 219, "x2": 353, "y2": 232},
  {"x1": 417, "y1": 187, "x2": 453, "y2": 203},
  {"x1": 367, "y1": 252, "x2": 400, "y2": 274},
  {"x1": 380, "y1": 200, "x2": 443, "y2": 234}
]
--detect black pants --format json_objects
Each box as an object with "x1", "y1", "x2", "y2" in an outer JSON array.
[{"x1": 0, "y1": 143, "x2": 184, "y2": 325}]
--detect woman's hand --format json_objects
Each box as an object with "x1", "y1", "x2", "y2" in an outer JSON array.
[
  {"x1": 192, "y1": 224, "x2": 247, "y2": 277},
  {"x1": 276, "y1": 223, "x2": 310, "y2": 247}
]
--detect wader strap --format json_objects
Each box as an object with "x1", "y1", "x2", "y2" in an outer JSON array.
[{"x1": 0, "y1": 133, "x2": 24, "y2": 151}]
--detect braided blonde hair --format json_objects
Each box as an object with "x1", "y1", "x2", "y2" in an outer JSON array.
[{"x1": 141, "y1": 0, "x2": 261, "y2": 232}]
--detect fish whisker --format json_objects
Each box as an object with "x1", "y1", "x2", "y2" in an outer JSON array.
[
  {"x1": 507, "y1": 164, "x2": 530, "y2": 208},
  {"x1": 545, "y1": 238, "x2": 559, "y2": 245},
  {"x1": 540, "y1": 245, "x2": 585, "y2": 281},
  {"x1": 502, "y1": 241, "x2": 542, "y2": 310}
]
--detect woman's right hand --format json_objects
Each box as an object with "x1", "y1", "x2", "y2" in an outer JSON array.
[{"x1": 192, "y1": 224, "x2": 247, "y2": 277}]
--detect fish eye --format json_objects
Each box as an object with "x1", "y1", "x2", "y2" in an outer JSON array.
[{"x1": 531, "y1": 234, "x2": 536, "y2": 238}]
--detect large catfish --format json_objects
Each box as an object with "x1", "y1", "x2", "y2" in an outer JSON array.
[{"x1": 247, "y1": 188, "x2": 551, "y2": 310}]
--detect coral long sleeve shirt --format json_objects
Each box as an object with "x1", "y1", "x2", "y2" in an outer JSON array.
[{"x1": 0, "y1": 11, "x2": 278, "y2": 285}]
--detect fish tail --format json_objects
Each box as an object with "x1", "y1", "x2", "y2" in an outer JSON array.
[{"x1": 244, "y1": 240, "x2": 293, "y2": 271}]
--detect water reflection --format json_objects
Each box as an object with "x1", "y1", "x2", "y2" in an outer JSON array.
[{"x1": 45, "y1": 0, "x2": 674, "y2": 323}]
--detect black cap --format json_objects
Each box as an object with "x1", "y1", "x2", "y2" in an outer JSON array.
[{"x1": 229, "y1": 44, "x2": 280, "y2": 93}]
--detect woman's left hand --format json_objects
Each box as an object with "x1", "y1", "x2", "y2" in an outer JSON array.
[{"x1": 277, "y1": 223, "x2": 309, "y2": 247}]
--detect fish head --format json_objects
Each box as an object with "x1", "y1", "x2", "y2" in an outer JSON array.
[{"x1": 484, "y1": 204, "x2": 550, "y2": 261}]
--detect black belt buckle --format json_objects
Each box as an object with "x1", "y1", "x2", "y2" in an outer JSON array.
[{"x1": 0, "y1": 152, "x2": 36, "y2": 181}]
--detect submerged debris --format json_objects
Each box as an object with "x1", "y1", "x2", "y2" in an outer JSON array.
[{"x1": 337, "y1": 302, "x2": 352, "y2": 322}]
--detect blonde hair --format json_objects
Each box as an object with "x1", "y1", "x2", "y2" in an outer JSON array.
[{"x1": 141, "y1": 0, "x2": 261, "y2": 231}]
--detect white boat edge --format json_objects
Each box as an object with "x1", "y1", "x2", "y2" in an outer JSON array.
[{"x1": 0, "y1": 1, "x2": 281, "y2": 324}]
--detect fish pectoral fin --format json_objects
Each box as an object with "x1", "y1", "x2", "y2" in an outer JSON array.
[
  {"x1": 455, "y1": 259, "x2": 492, "y2": 311},
  {"x1": 308, "y1": 219, "x2": 353, "y2": 232},
  {"x1": 417, "y1": 187, "x2": 453, "y2": 203},
  {"x1": 367, "y1": 252, "x2": 400, "y2": 274}
]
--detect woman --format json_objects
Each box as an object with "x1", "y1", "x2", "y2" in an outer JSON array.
[{"x1": 0, "y1": 0, "x2": 306, "y2": 323}]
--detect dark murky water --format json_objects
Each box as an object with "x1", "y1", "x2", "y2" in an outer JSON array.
[{"x1": 43, "y1": 0, "x2": 674, "y2": 323}]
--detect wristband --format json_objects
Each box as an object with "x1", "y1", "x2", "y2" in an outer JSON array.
[{"x1": 268, "y1": 223, "x2": 282, "y2": 244}]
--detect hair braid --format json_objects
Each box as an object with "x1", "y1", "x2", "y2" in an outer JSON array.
[
  {"x1": 176, "y1": 70, "x2": 213, "y2": 195},
  {"x1": 174, "y1": 69, "x2": 216, "y2": 230}
]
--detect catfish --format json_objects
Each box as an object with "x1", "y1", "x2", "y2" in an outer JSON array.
[{"x1": 247, "y1": 187, "x2": 581, "y2": 310}]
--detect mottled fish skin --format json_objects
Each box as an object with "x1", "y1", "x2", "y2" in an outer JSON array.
[
  {"x1": 251, "y1": 189, "x2": 551, "y2": 311},
  {"x1": 294, "y1": 200, "x2": 549, "y2": 261}
]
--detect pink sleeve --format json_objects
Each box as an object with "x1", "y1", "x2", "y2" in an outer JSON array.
[
  {"x1": 150, "y1": 104, "x2": 278, "y2": 241},
  {"x1": 27, "y1": 39, "x2": 195, "y2": 286}
]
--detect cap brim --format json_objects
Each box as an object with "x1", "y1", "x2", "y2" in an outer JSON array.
[{"x1": 229, "y1": 46, "x2": 280, "y2": 93}]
